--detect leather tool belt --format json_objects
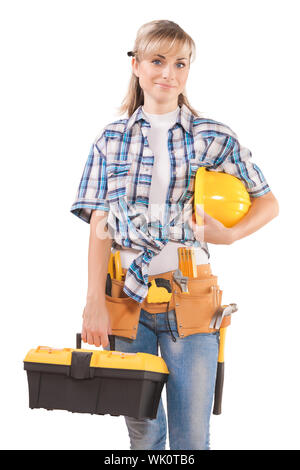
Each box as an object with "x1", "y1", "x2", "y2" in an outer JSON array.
[{"x1": 105, "y1": 264, "x2": 232, "y2": 340}]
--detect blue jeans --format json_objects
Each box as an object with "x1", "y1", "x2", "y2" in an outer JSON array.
[{"x1": 104, "y1": 308, "x2": 219, "y2": 450}]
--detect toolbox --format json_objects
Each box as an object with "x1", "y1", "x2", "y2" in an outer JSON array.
[{"x1": 24, "y1": 335, "x2": 169, "y2": 420}]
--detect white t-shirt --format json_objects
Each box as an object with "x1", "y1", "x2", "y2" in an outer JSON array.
[{"x1": 115, "y1": 106, "x2": 209, "y2": 274}]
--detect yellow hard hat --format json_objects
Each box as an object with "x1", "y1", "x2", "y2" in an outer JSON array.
[{"x1": 194, "y1": 167, "x2": 251, "y2": 227}]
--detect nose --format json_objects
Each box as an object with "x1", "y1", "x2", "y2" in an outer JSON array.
[{"x1": 162, "y1": 63, "x2": 175, "y2": 81}]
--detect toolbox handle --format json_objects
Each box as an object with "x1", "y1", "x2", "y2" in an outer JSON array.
[{"x1": 76, "y1": 333, "x2": 115, "y2": 351}]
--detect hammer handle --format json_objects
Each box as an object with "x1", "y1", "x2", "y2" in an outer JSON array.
[{"x1": 213, "y1": 327, "x2": 227, "y2": 415}]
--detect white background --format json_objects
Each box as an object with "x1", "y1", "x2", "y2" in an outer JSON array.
[{"x1": 1, "y1": 0, "x2": 299, "y2": 450}]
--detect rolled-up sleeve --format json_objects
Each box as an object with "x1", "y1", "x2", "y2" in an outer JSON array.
[
  {"x1": 70, "y1": 130, "x2": 109, "y2": 223},
  {"x1": 216, "y1": 135, "x2": 271, "y2": 198}
]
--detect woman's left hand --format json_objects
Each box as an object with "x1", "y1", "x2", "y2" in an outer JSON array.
[{"x1": 188, "y1": 205, "x2": 235, "y2": 245}]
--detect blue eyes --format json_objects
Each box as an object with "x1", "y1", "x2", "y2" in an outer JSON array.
[{"x1": 151, "y1": 60, "x2": 185, "y2": 68}]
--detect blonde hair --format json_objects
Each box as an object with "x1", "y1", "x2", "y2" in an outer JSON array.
[{"x1": 118, "y1": 20, "x2": 200, "y2": 118}]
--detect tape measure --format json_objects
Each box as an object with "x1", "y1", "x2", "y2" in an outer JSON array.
[{"x1": 147, "y1": 278, "x2": 172, "y2": 303}]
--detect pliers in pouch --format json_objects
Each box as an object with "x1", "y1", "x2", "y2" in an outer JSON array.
[{"x1": 108, "y1": 251, "x2": 123, "y2": 281}]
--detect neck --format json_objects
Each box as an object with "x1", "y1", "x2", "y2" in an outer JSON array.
[{"x1": 142, "y1": 97, "x2": 179, "y2": 115}]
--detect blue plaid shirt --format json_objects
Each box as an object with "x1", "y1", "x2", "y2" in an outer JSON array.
[{"x1": 70, "y1": 104, "x2": 270, "y2": 303}]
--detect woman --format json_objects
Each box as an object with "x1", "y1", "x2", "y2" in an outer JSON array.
[{"x1": 70, "y1": 20, "x2": 279, "y2": 450}]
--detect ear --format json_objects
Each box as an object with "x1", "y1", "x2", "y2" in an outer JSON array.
[{"x1": 131, "y1": 57, "x2": 139, "y2": 78}]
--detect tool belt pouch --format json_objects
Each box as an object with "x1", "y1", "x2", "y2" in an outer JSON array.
[
  {"x1": 174, "y1": 266, "x2": 231, "y2": 336},
  {"x1": 105, "y1": 278, "x2": 142, "y2": 340}
]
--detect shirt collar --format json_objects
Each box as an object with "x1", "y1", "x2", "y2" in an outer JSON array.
[{"x1": 124, "y1": 103, "x2": 195, "y2": 135}]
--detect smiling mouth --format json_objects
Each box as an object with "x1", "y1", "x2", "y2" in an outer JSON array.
[{"x1": 156, "y1": 83, "x2": 175, "y2": 89}]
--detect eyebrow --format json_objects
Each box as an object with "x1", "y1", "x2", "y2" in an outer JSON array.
[{"x1": 154, "y1": 54, "x2": 188, "y2": 61}]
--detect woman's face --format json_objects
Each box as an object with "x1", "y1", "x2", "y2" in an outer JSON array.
[{"x1": 132, "y1": 46, "x2": 190, "y2": 110}]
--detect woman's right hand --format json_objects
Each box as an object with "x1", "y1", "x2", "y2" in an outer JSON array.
[{"x1": 81, "y1": 299, "x2": 112, "y2": 348}]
